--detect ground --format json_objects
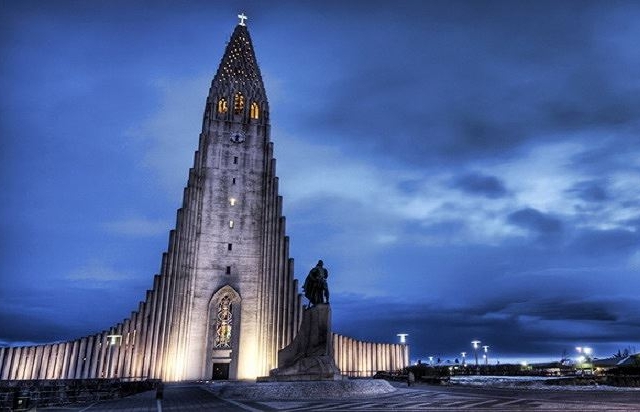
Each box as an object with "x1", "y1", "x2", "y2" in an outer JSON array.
[{"x1": 30, "y1": 380, "x2": 640, "y2": 411}]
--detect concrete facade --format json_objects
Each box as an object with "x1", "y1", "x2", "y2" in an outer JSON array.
[{"x1": 0, "y1": 21, "x2": 408, "y2": 382}]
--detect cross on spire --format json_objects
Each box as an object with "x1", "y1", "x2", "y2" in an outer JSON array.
[{"x1": 238, "y1": 13, "x2": 248, "y2": 26}]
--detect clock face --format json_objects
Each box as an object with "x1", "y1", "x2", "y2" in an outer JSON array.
[{"x1": 230, "y1": 131, "x2": 245, "y2": 143}]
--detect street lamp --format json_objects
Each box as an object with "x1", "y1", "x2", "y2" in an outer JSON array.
[
  {"x1": 583, "y1": 347, "x2": 593, "y2": 374},
  {"x1": 471, "y1": 340, "x2": 481, "y2": 370},
  {"x1": 428, "y1": 356, "x2": 433, "y2": 366},
  {"x1": 575, "y1": 346, "x2": 593, "y2": 374},
  {"x1": 397, "y1": 333, "x2": 408, "y2": 344},
  {"x1": 461, "y1": 352, "x2": 467, "y2": 366},
  {"x1": 482, "y1": 345, "x2": 489, "y2": 366}
]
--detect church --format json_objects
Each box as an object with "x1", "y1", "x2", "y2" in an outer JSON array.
[{"x1": 0, "y1": 17, "x2": 408, "y2": 382}]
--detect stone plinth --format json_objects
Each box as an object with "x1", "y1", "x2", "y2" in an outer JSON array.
[{"x1": 259, "y1": 304, "x2": 341, "y2": 381}]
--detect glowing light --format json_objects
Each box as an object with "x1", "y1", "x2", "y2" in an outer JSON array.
[
  {"x1": 106, "y1": 335, "x2": 122, "y2": 346},
  {"x1": 396, "y1": 333, "x2": 408, "y2": 344}
]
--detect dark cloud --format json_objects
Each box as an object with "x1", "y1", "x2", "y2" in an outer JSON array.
[
  {"x1": 507, "y1": 208, "x2": 563, "y2": 235},
  {"x1": 570, "y1": 228, "x2": 639, "y2": 256},
  {"x1": 500, "y1": 299, "x2": 618, "y2": 322},
  {"x1": 333, "y1": 293, "x2": 640, "y2": 359},
  {"x1": 452, "y1": 173, "x2": 508, "y2": 198},
  {"x1": 293, "y1": 1, "x2": 640, "y2": 170},
  {"x1": 566, "y1": 180, "x2": 610, "y2": 202}
]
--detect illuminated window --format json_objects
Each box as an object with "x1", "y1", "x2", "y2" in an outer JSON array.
[
  {"x1": 250, "y1": 102, "x2": 260, "y2": 119},
  {"x1": 229, "y1": 198, "x2": 236, "y2": 206},
  {"x1": 229, "y1": 220, "x2": 234, "y2": 228},
  {"x1": 214, "y1": 294, "x2": 233, "y2": 347},
  {"x1": 217, "y1": 98, "x2": 228, "y2": 113},
  {"x1": 234, "y1": 93, "x2": 245, "y2": 114}
]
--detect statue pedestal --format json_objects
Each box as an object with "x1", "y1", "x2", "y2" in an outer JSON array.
[{"x1": 258, "y1": 304, "x2": 341, "y2": 382}]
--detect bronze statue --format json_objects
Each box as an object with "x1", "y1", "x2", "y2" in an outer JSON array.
[{"x1": 303, "y1": 260, "x2": 329, "y2": 306}]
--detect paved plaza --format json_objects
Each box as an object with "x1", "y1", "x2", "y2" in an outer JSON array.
[{"x1": 32, "y1": 381, "x2": 640, "y2": 411}]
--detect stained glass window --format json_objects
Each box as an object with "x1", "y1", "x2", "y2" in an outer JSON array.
[{"x1": 214, "y1": 294, "x2": 233, "y2": 348}]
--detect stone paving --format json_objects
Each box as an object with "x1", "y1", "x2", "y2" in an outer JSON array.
[
  {"x1": 34, "y1": 381, "x2": 640, "y2": 411},
  {"x1": 36, "y1": 385, "x2": 236, "y2": 411}
]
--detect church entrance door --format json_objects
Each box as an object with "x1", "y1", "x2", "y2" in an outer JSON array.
[{"x1": 212, "y1": 363, "x2": 229, "y2": 380}]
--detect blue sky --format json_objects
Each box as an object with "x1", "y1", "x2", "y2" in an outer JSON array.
[{"x1": 1, "y1": 0, "x2": 640, "y2": 364}]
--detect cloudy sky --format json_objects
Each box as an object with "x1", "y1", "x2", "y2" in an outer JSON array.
[{"x1": 2, "y1": 0, "x2": 639, "y2": 364}]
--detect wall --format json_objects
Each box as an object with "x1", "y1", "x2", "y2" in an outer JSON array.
[{"x1": 332, "y1": 333, "x2": 409, "y2": 377}]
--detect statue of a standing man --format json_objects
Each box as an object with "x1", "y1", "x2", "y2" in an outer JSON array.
[{"x1": 303, "y1": 260, "x2": 329, "y2": 306}]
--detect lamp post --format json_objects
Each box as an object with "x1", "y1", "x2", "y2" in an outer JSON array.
[
  {"x1": 397, "y1": 333, "x2": 408, "y2": 344},
  {"x1": 583, "y1": 347, "x2": 593, "y2": 374},
  {"x1": 471, "y1": 340, "x2": 481, "y2": 372},
  {"x1": 461, "y1": 352, "x2": 467, "y2": 366},
  {"x1": 576, "y1": 346, "x2": 594, "y2": 374},
  {"x1": 482, "y1": 345, "x2": 489, "y2": 366}
]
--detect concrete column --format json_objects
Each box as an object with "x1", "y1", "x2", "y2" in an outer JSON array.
[
  {"x1": 1, "y1": 347, "x2": 13, "y2": 380},
  {"x1": 53, "y1": 343, "x2": 64, "y2": 379},
  {"x1": 33, "y1": 345, "x2": 45, "y2": 379},
  {"x1": 114, "y1": 324, "x2": 124, "y2": 378},
  {"x1": 266, "y1": 174, "x2": 278, "y2": 368},
  {"x1": 20, "y1": 346, "x2": 33, "y2": 380},
  {"x1": 132, "y1": 303, "x2": 145, "y2": 378},
  {"x1": 0, "y1": 347, "x2": 9, "y2": 380},
  {"x1": 74, "y1": 338, "x2": 86, "y2": 378},
  {"x1": 338, "y1": 335, "x2": 344, "y2": 372},
  {"x1": 66, "y1": 340, "x2": 78, "y2": 379},
  {"x1": 147, "y1": 278, "x2": 160, "y2": 378},
  {"x1": 404, "y1": 345, "x2": 410, "y2": 368},
  {"x1": 89, "y1": 334, "x2": 101, "y2": 378},
  {"x1": 155, "y1": 273, "x2": 170, "y2": 379},
  {"x1": 47, "y1": 344, "x2": 58, "y2": 379},
  {"x1": 142, "y1": 290, "x2": 155, "y2": 378},
  {"x1": 99, "y1": 331, "x2": 110, "y2": 378},
  {"x1": 350, "y1": 338, "x2": 356, "y2": 377},
  {"x1": 382, "y1": 344, "x2": 388, "y2": 372},
  {"x1": 83, "y1": 337, "x2": 93, "y2": 379},
  {"x1": 10, "y1": 347, "x2": 21, "y2": 379},
  {"x1": 357, "y1": 340, "x2": 363, "y2": 377},
  {"x1": 366, "y1": 342, "x2": 371, "y2": 377}
]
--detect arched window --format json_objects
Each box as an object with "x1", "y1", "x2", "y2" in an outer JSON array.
[
  {"x1": 250, "y1": 102, "x2": 260, "y2": 119},
  {"x1": 214, "y1": 294, "x2": 233, "y2": 348},
  {"x1": 217, "y1": 98, "x2": 228, "y2": 113},
  {"x1": 234, "y1": 93, "x2": 244, "y2": 114}
]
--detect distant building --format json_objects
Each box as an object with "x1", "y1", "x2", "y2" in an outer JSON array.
[{"x1": 0, "y1": 18, "x2": 408, "y2": 381}]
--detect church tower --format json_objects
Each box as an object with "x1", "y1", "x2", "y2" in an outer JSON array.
[{"x1": 159, "y1": 16, "x2": 303, "y2": 380}]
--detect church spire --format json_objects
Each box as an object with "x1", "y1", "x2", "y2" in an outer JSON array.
[{"x1": 209, "y1": 17, "x2": 268, "y2": 124}]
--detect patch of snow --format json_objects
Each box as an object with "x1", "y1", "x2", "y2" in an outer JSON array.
[{"x1": 450, "y1": 376, "x2": 640, "y2": 391}]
